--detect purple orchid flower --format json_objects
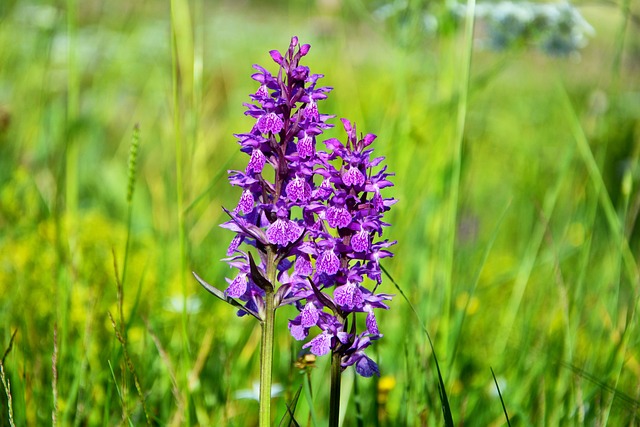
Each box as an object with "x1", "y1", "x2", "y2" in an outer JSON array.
[{"x1": 195, "y1": 37, "x2": 396, "y2": 378}]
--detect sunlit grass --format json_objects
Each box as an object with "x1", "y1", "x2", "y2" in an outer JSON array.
[{"x1": 1, "y1": 0, "x2": 639, "y2": 425}]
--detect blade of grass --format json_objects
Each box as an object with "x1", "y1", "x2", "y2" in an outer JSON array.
[
  {"x1": 171, "y1": 0, "x2": 195, "y2": 423},
  {"x1": 441, "y1": 0, "x2": 477, "y2": 353},
  {"x1": 490, "y1": 367, "x2": 511, "y2": 427},
  {"x1": 559, "y1": 361, "x2": 640, "y2": 410},
  {"x1": 109, "y1": 253, "x2": 151, "y2": 426},
  {"x1": 449, "y1": 200, "x2": 511, "y2": 366},
  {"x1": 380, "y1": 264, "x2": 454, "y2": 427},
  {"x1": 1, "y1": 330, "x2": 16, "y2": 366},
  {"x1": 1, "y1": 330, "x2": 17, "y2": 427},
  {"x1": 144, "y1": 317, "x2": 185, "y2": 419},
  {"x1": 0, "y1": 362, "x2": 15, "y2": 427},
  {"x1": 559, "y1": 82, "x2": 640, "y2": 424},
  {"x1": 493, "y1": 147, "x2": 573, "y2": 357},
  {"x1": 65, "y1": 0, "x2": 79, "y2": 221},
  {"x1": 302, "y1": 367, "x2": 318, "y2": 427},
  {"x1": 558, "y1": 83, "x2": 639, "y2": 285},
  {"x1": 183, "y1": 151, "x2": 238, "y2": 215},
  {"x1": 353, "y1": 374, "x2": 364, "y2": 427},
  {"x1": 125, "y1": 259, "x2": 149, "y2": 334},
  {"x1": 279, "y1": 385, "x2": 302, "y2": 427},
  {"x1": 107, "y1": 360, "x2": 134, "y2": 427},
  {"x1": 108, "y1": 311, "x2": 151, "y2": 426},
  {"x1": 52, "y1": 323, "x2": 58, "y2": 426}
]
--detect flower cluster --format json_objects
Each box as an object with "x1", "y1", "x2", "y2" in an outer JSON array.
[
  {"x1": 215, "y1": 37, "x2": 396, "y2": 377},
  {"x1": 285, "y1": 118, "x2": 396, "y2": 376}
]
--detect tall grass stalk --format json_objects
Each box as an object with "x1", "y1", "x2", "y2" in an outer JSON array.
[
  {"x1": 300, "y1": 362, "x2": 318, "y2": 427},
  {"x1": 144, "y1": 318, "x2": 184, "y2": 415},
  {"x1": 0, "y1": 363, "x2": 15, "y2": 427},
  {"x1": 58, "y1": 0, "x2": 80, "y2": 414},
  {"x1": 170, "y1": 0, "x2": 194, "y2": 423},
  {"x1": 109, "y1": 254, "x2": 151, "y2": 425},
  {"x1": 450, "y1": 201, "x2": 510, "y2": 364},
  {"x1": 611, "y1": 0, "x2": 632, "y2": 85},
  {"x1": 491, "y1": 367, "x2": 511, "y2": 426},
  {"x1": 52, "y1": 323, "x2": 58, "y2": 426},
  {"x1": 559, "y1": 84, "x2": 639, "y2": 288},
  {"x1": 170, "y1": 0, "x2": 187, "y2": 330},
  {"x1": 381, "y1": 265, "x2": 454, "y2": 426},
  {"x1": 107, "y1": 360, "x2": 133, "y2": 427},
  {"x1": 65, "y1": 0, "x2": 79, "y2": 220},
  {"x1": 1, "y1": 330, "x2": 17, "y2": 427},
  {"x1": 560, "y1": 84, "x2": 640, "y2": 424},
  {"x1": 494, "y1": 149, "x2": 569, "y2": 356},
  {"x1": 121, "y1": 124, "x2": 140, "y2": 290},
  {"x1": 443, "y1": 0, "x2": 476, "y2": 353}
]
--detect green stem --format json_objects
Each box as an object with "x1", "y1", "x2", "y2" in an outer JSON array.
[
  {"x1": 259, "y1": 291, "x2": 275, "y2": 426},
  {"x1": 329, "y1": 351, "x2": 342, "y2": 427},
  {"x1": 259, "y1": 248, "x2": 277, "y2": 427}
]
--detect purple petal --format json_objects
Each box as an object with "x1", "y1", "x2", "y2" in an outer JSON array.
[
  {"x1": 266, "y1": 219, "x2": 302, "y2": 246},
  {"x1": 255, "y1": 85, "x2": 269, "y2": 98},
  {"x1": 235, "y1": 190, "x2": 254, "y2": 215},
  {"x1": 304, "y1": 101, "x2": 319, "y2": 121},
  {"x1": 303, "y1": 331, "x2": 332, "y2": 356},
  {"x1": 342, "y1": 166, "x2": 365, "y2": 187},
  {"x1": 289, "y1": 321, "x2": 308, "y2": 341},
  {"x1": 340, "y1": 118, "x2": 354, "y2": 138},
  {"x1": 334, "y1": 281, "x2": 364, "y2": 310},
  {"x1": 246, "y1": 149, "x2": 266, "y2": 174},
  {"x1": 317, "y1": 249, "x2": 340, "y2": 275},
  {"x1": 351, "y1": 229, "x2": 369, "y2": 253},
  {"x1": 266, "y1": 219, "x2": 290, "y2": 246},
  {"x1": 300, "y1": 302, "x2": 320, "y2": 327},
  {"x1": 294, "y1": 256, "x2": 313, "y2": 277},
  {"x1": 226, "y1": 273, "x2": 248, "y2": 298},
  {"x1": 326, "y1": 206, "x2": 352, "y2": 229},
  {"x1": 297, "y1": 133, "x2": 315, "y2": 158},
  {"x1": 286, "y1": 176, "x2": 311, "y2": 202},
  {"x1": 324, "y1": 138, "x2": 344, "y2": 151},
  {"x1": 365, "y1": 306, "x2": 379, "y2": 335},
  {"x1": 257, "y1": 112, "x2": 284, "y2": 135},
  {"x1": 355, "y1": 354, "x2": 380, "y2": 377},
  {"x1": 362, "y1": 133, "x2": 377, "y2": 147},
  {"x1": 291, "y1": 66, "x2": 309, "y2": 81},
  {"x1": 269, "y1": 50, "x2": 284, "y2": 65},
  {"x1": 226, "y1": 235, "x2": 243, "y2": 256}
]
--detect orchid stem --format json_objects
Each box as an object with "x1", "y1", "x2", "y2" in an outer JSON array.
[
  {"x1": 329, "y1": 351, "x2": 342, "y2": 427},
  {"x1": 259, "y1": 291, "x2": 275, "y2": 426},
  {"x1": 259, "y1": 249, "x2": 277, "y2": 427}
]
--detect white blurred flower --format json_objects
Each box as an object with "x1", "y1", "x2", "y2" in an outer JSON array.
[
  {"x1": 234, "y1": 381, "x2": 284, "y2": 401},
  {"x1": 164, "y1": 295, "x2": 202, "y2": 313}
]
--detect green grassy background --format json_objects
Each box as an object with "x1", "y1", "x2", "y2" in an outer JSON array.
[{"x1": 1, "y1": 0, "x2": 640, "y2": 425}]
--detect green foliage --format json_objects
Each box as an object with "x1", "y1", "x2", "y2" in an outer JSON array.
[{"x1": 1, "y1": 0, "x2": 639, "y2": 425}]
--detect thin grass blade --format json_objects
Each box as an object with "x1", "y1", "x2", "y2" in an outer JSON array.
[
  {"x1": 491, "y1": 367, "x2": 511, "y2": 427},
  {"x1": 380, "y1": 264, "x2": 454, "y2": 427},
  {"x1": 279, "y1": 385, "x2": 302, "y2": 427}
]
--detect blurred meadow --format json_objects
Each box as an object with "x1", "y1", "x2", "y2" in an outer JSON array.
[{"x1": 1, "y1": 0, "x2": 640, "y2": 425}]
